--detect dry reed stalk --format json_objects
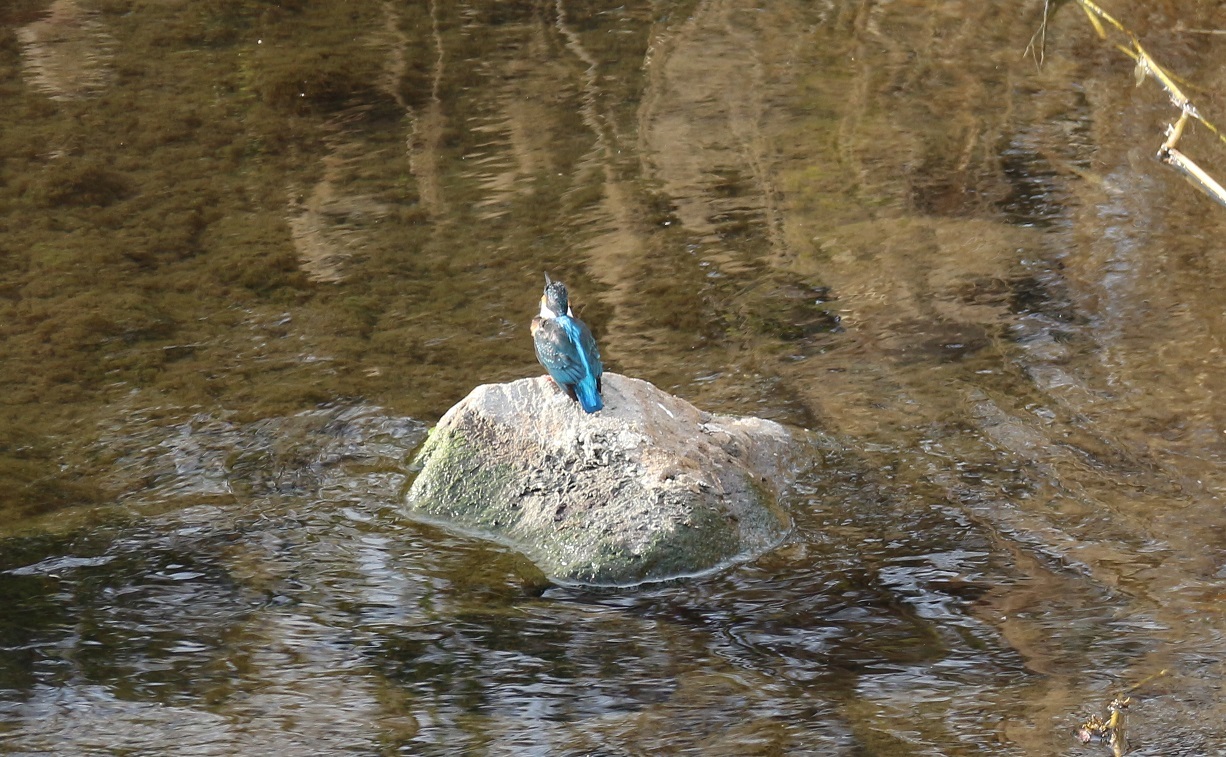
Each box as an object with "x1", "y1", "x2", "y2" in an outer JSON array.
[{"x1": 1030, "y1": 0, "x2": 1226, "y2": 207}]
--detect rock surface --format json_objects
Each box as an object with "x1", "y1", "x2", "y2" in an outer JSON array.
[{"x1": 403, "y1": 373, "x2": 814, "y2": 586}]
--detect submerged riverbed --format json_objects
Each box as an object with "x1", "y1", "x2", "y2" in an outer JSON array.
[{"x1": 3, "y1": 0, "x2": 1226, "y2": 753}]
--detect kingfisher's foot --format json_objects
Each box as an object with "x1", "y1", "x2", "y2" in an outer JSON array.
[{"x1": 543, "y1": 376, "x2": 579, "y2": 404}]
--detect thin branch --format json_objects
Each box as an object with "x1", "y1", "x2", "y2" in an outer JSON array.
[
  {"x1": 1033, "y1": 0, "x2": 1226, "y2": 206},
  {"x1": 1024, "y1": 0, "x2": 1052, "y2": 68}
]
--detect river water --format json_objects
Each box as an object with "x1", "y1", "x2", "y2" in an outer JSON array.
[{"x1": 3, "y1": 0, "x2": 1226, "y2": 754}]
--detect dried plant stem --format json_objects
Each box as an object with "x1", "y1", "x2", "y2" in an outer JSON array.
[{"x1": 1032, "y1": 0, "x2": 1226, "y2": 207}]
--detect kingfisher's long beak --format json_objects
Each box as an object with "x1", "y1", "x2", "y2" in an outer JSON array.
[{"x1": 544, "y1": 272, "x2": 552, "y2": 287}]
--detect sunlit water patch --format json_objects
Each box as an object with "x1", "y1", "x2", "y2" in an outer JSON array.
[{"x1": 17, "y1": 0, "x2": 115, "y2": 101}]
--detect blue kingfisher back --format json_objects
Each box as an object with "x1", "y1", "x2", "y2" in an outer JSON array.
[{"x1": 531, "y1": 275, "x2": 604, "y2": 413}]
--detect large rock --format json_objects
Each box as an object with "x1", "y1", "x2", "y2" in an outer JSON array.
[{"x1": 403, "y1": 373, "x2": 814, "y2": 586}]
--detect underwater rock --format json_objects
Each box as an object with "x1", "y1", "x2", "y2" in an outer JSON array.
[{"x1": 403, "y1": 373, "x2": 813, "y2": 586}]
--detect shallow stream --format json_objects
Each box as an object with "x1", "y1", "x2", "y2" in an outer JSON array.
[{"x1": 3, "y1": 0, "x2": 1226, "y2": 753}]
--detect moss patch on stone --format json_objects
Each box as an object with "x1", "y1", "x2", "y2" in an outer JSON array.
[{"x1": 406, "y1": 428, "x2": 520, "y2": 531}]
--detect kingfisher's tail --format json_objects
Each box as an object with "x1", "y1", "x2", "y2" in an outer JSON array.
[{"x1": 574, "y1": 379, "x2": 603, "y2": 413}]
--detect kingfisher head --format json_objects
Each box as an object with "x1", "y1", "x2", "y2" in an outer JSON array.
[{"x1": 540, "y1": 274, "x2": 571, "y2": 318}]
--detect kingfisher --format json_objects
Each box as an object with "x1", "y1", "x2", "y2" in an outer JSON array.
[{"x1": 531, "y1": 274, "x2": 604, "y2": 413}]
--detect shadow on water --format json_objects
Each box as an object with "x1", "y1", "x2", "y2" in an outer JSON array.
[{"x1": 3, "y1": 0, "x2": 1226, "y2": 754}]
